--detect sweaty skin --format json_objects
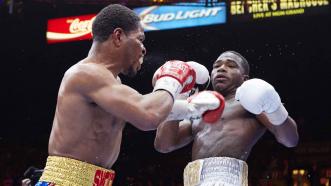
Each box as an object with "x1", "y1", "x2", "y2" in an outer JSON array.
[
  {"x1": 154, "y1": 96, "x2": 267, "y2": 161},
  {"x1": 191, "y1": 98, "x2": 265, "y2": 161},
  {"x1": 48, "y1": 25, "x2": 175, "y2": 169},
  {"x1": 49, "y1": 62, "x2": 126, "y2": 168},
  {"x1": 154, "y1": 57, "x2": 298, "y2": 161}
]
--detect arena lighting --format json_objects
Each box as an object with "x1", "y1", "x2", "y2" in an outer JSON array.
[
  {"x1": 292, "y1": 169, "x2": 298, "y2": 175},
  {"x1": 299, "y1": 169, "x2": 305, "y2": 175},
  {"x1": 292, "y1": 169, "x2": 306, "y2": 176}
]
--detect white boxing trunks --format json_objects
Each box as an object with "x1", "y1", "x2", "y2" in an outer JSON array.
[{"x1": 183, "y1": 157, "x2": 248, "y2": 186}]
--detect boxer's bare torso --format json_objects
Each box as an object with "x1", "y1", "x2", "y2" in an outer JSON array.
[
  {"x1": 49, "y1": 61, "x2": 126, "y2": 169},
  {"x1": 154, "y1": 52, "x2": 298, "y2": 186},
  {"x1": 191, "y1": 97, "x2": 266, "y2": 161}
]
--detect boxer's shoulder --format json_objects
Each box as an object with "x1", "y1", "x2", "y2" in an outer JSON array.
[
  {"x1": 69, "y1": 62, "x2": 110, "y2": 76},
  {"x1": 221, "y1": 98, "x2": 249, "y2": 118},
  {"x1": 57, "y1": 64, "x2": 117, "y2": 100},
  {"x1": 64, "y1": 62, "x2": 117, "y2": 86}
]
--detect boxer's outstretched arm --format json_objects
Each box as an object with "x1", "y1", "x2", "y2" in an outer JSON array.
[
  {"x1": 65, "y1": 64, "x2": 174, "y2": 131},
  {"x1": 154, "y1": 91, "x2": 225, "y2": 153},
  {"x1": 154, "y1": 120, "x2": 194, "y2": 153},
  {"x1": 257, "y1": 114, "x2": 299, "y2": 147}
]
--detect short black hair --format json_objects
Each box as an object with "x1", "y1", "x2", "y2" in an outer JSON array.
[
  {"x1": 216, "y1": 51, "x2": 250, "y2": 75},
  {"x1": 228, "y1": 51, "x2": 250, "y2": 75},
  {"x1": 92, "y1": 4, "x2": 141, "y2": 42}
]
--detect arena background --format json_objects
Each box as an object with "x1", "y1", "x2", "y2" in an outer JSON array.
[{"x1": 1, "y1": 0, "x2": 331, "y2": 185}]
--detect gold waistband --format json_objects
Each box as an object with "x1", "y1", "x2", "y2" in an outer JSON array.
[
  {"x1": 39, "y1": 156, "x2": 115, "y2": 186},
  {"x1": 183, "y1": 157, "x2": 248, "y2": 186}
]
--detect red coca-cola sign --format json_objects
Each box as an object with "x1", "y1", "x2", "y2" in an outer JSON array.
[{"x1": 47, "y1": 14, "x2": 96, "y2": 44}]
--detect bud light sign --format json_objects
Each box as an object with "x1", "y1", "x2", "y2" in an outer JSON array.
[{"x1": 136, "y1": 3, "x2": 226, "y2": 31}]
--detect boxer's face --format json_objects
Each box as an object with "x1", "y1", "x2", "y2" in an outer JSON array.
[
  {"x1": 211, "y1": 59, "x2": 246, "y2": 94},
  {"x1": 122, "y1": 24, "x2": 146, "y2": 77}
]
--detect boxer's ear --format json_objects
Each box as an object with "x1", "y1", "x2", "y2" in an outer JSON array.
[
  {"x1": 243, "y1": 75, "x2": 249, "y2": 81},
  {"x1": 112, "y1": 28, "x2": 125, "y2": 47}
]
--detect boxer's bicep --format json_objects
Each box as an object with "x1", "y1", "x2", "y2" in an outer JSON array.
[
  {"x1": 80, "y1": 73, "x2": 172, "y2": 130},
  {"x1": 66, "y1": 65, "x2": 146, "y2": 124},
  {"x1": 257, "y1": 114, "x2": 299, "y2": 147},
  {"x1": 68, "y1": 64, "x2": 173, "y2": 130},
  {"x1": 92, "y1": 82, "x2": 142, "y2": 114},
  {"x1": 155, "y1": 120, "x2": 193, "y2": 153},
  {"x1": 176, "y1": 120, "x2": 194, "y2": 147},
  {"x1": 92, "y1": 83, "x2": 174, "y2": 130}
]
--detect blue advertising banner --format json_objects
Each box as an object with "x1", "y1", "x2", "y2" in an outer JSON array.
[{"x1": 134, "y1": 3, "x2": 226, "y2": 31}]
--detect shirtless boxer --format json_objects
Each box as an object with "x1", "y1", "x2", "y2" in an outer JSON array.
[
  {"x1": 36, "y1": 4, "x2": 209, "y2": 186},
  {"x1": 154, "y1": 51, "x2": 299, "y2": 186}
]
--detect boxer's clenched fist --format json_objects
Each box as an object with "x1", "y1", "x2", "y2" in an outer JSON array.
[
  {"x1": 166, "y1": 91, "x2": 225, "y2": 124},
  {"x1": 153, "y1": 60, "x2": 196, "y2": 99},
  {"x1": 235, "y1": 78, "x2": 288, "y2": 125}
]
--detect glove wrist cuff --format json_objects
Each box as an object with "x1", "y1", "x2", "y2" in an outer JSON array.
[
  {"x1": 165, "y1": 100, "x2": 197, "y2": 121},
  {"x1": 153, "y1": 77, "x2": 182, "y2": 99},
  {"x1": 265, "y1": 104, "x2": 288, "y2": 125}
]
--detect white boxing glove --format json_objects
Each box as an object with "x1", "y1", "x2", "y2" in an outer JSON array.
[
  {"x1": 153, "y1": 61, "x2": 210, "y2": 100},
  {"x1": 186, "y1": 61, "x2": 210, "y2": 86},
  {"x1": 166, "y1": 91, "x2": 225, "y2": 124},
  {"x1": 235, "y1": 78, "x2": 288, "y2": 125},
  {"x1": 178, "y1": 61, "x2": 210, "y2": 100}
]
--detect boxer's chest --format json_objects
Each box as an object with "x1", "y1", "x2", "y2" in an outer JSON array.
[{"x1": 192, "y1": 99, "x2": 247, "y2": 133}]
